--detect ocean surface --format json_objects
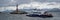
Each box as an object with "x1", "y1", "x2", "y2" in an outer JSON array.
[{"x1": 0, "y1": 9, "x2": 60, "y2": 20}]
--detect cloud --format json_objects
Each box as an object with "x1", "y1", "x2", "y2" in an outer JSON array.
[
  {"x1": 0, "y1": 0, "x2": 60, "y2": 7},
  {"x1": 0, "y1": 0, "x2": 31, "y2": 7},
  {"x1": 34, "y1": 0, "x2": 60, "y2": 3},
  {"x1": 18, "y1": 2, "x2": 59, "y2": 9},
  {"x1": 0, "y1": 6, "x2": 16, "y2": 11},
  {"x1": 1, "y1": 2, "x2": 58, "y2": 10},
  {"x1": 0, "y1": 0, "x2": 60, "y2": 11}
]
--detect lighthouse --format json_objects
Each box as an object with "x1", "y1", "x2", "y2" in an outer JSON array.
[
  {"x1": 10, "y1": 4, "x2": 27, "y2": 14},
  {"x1": 16, "y1": 4, "x2": 18, "y2": 13}
]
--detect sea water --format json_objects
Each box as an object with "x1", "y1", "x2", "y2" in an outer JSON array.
[{"x1": 0, "y1": 9, "x2": 60, "y2": 20}]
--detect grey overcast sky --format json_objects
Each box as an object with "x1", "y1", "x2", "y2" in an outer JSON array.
[
  {"x1": 0, "y1": 0, "x2": 60, "y2": 11},
  {"x1": 0, "y1": 0, "x2": 59, "y2": 7}
]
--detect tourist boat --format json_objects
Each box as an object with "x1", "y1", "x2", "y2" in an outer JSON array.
[{"x1": 26, "y1": 11, "x2": 53, "y2": 18}]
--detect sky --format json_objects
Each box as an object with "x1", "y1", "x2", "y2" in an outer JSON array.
[{"x1": 0, "y1": 0, "x2": 60, "y2": 11}]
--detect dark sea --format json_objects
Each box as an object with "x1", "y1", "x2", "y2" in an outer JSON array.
[{"x1": 0, "y1": 9, "x2": 60, "y2": 20}]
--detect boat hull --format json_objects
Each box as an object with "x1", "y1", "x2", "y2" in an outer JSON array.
[{"x1": 26, "y1": 14, "x2": 53, "y2": 18}]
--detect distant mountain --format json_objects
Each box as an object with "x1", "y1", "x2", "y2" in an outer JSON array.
[
  {"x1": 1, "y1": 9, "x2": 24, "y2": 12},
  {"x1": 2, "y1": 8, "x2": 60, "y2": 13},
  {"x1": 40, "y1": 9, "x2": 50, "y2": 11},
  {"x1": 47, "y1": 8, "x2": 60, "y2": 12},
  {"x1": 2, "y1": 10, "x2": 14, "y2": 13}
]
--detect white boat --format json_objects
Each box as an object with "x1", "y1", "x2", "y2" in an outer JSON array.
[{"x1": 26, "y1": 9, "x2": 53, "y2": 18}]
